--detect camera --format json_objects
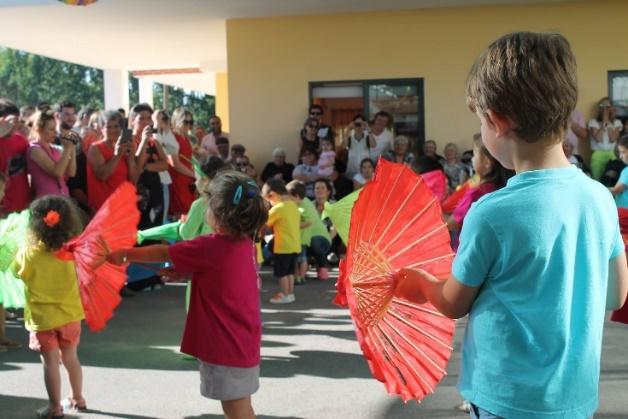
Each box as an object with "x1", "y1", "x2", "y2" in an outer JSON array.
[
  {"x1": 354, "y1": 122, "x2": 362, "y2": 128},
  {"x1": 60, "y1": 132, "x2": 79, "y2": 145},
  {"x1": 599, "y1": 103, "x2": 611, "y2": 108}
]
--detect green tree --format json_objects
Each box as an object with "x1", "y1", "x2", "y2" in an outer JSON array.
[{"x1": 153, "y1": 83, "x2": 215, "y2": 129}]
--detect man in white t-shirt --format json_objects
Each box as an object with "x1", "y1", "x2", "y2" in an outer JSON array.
[{"x1": 369, "y1": 111, "x2": 394, "y2": 161}]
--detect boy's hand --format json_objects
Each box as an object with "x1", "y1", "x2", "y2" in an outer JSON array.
[
  {"x1": 393, "y1": 268, "x2": 429, "y2": 304},
  {"x1": 107, "y1": 249, "x2": 128, "y2": 265}
]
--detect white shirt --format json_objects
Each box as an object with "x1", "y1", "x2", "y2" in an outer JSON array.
[
  {"x1": 155, "y1": 131, "x2": 178, "y2": 185},
  {"x1": 370, "y1": 129, "x2": 393, "y2": 161},
  {"x1": 588, "y1": 118, "x2": 622, "y2": 152},
  {"x1": 346, "y1": 133, "x2": 371, "y2": 179}
]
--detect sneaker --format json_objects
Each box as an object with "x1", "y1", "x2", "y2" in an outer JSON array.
[
  {"x1": 317, "y1": 267, "x2": 329, "y2": 281},
  {"x1": 287, "y1": 293, "x2": 296, "y2": 303},
  {"x1": 269, "y1": 292, "x2": 293, "y2": 304},
  {"x1": 327, "y1": 253, "x2": 339, "y2": 264},
  {"x1": 455, "y1": 400, "x2": 471, "y2": 413},
  {"x1": 295, "y1": 276, "x2": 306, "y2": 285},
  {"x1": 36, "y1": 405, "x2": 64, "y2": 419}
]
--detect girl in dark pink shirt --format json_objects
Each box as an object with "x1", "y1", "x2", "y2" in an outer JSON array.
[{"x1": 109, "y1": 171, "x2": 268, "y2": 418}]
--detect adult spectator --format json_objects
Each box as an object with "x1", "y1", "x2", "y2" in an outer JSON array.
[
  {"x1": 313, "y1": 178, "x2": 335, "y2": 215},
  {"x1": 152, "y1": 109, "x2": 177, "y2": 222},
  {"x1": 170, "y1": 107, "x2": 198, "y2": 216},
  {"x1": 307, "y1": 104, "x2": 334, "y2": 141},
  {"x1": 292, "y1": 148, "x2": 319, "y2": 199},
  {"x1": 261, "y1": 147, "x2": 295, "y2": 183},
  {"x1": 193, "y1": 125, "x2": 206, "y2": 147},
  {"x1": 353, "y1": 158, "x2": 375, "y2": 190},
  {"x1": 18, "y1": 105, "x2": 35, "y2": 139},
  {"x1": 441, "y1": 143, "x2": 469, "y2": 190},
  {"x1": 384, "y1": 135, "x2": 415, "y2": 165},
  {"x1": 131, "y1": 103, "x2": 168, "y2": 230},
  {"x1": 81, "y1": 111, "x2": 104, "y2": 153},
  {"x1": 230, "y1": 143, "x2": 246, "y2": 164},
  {"x1": 330, "y1": 160, "x2": 354, "y2": 201},
  {"x1": 299, "y1": 117, "x2": 320, "y2": 157},
  {"x1": 0, "y1": 98, "x2": 31, "y2": 214},
  {"x1": 423, "y1": 140, "x2": 445, "y2": 163},
  {"x1": 588, "y1": 97, "x2": 622, "y2": 179},
  {"x1": 343, "y1": 114, "x2": 375, "y2": 178},
  {"x1": 117, "y1": 108, "x2": 128, "y2": 131},
  {"x1": 566, "y1": 110, "x2": 587, "y2": 155},
  {"x1": 234, "y1": 155, "x2": 258, "y2": 181},
  {"x1": 86, "y1": 110, "x2": 140, "y2": 211},
  {"x1": 74, "y1": 107, "x2": 96, "y2": 134},
  {"x1": 563, "y1": 139, "x2": 589, "y2": 174},
  {"x1": 215, "y1": 136, "x2": 230, "y2": 162},
  {"x1": 55, "y1": 101, "x2": 89, "y2": 212},
  {"x1": 200, "y1": 115, "x2": 228, "y2": 156},
  {"x1": 27, "y1": 110, "x2": 76, "y2": 198},
  {"x1": 369, "y1": 111, "x2": 394, "y2": 161}
]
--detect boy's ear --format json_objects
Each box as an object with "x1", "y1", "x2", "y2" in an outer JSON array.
[{"x1": 486, "y1": 110, "x2": 514, "y2": 138}]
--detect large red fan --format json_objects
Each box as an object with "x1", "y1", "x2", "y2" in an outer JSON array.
[
  {"x1": 339, "y1": 159, "x2": 455, "y2": 402},
  {"x1": 56, "y1": 182, "x2": 140, "y2": 331}
]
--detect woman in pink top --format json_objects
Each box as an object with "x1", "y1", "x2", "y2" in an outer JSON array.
[
  {"x1": 108, "y1": 171, "x2": 268, "y2": 419},
  {"x1": 26, "y1": 111, "x2": 76, "y2": 198}
]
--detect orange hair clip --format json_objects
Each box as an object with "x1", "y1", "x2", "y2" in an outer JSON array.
[{"x1": 43, "y1": 210, "x2": 61, "y2": 227}]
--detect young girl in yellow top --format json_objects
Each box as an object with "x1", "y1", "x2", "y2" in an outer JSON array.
[{"x1": 12, "y1": 195, "x2": 86, "y2": 419}]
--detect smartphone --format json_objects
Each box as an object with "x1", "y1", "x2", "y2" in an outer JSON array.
[{"x1": 119, "y1": 129, "x2": 133, "y2": 144}]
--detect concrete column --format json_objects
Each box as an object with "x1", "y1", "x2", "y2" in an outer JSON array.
[
  {"x1": 103, "y1": 69, "x2": 129, "y2": 112},
  {"x1": 138, "y1": 77, "x2": 154, "y2": 108},
  {"x1": 215, "y1": 72, "x2": 229, "y2": 131}
]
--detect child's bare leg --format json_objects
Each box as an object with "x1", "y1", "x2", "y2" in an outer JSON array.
[
  {"x1": 221, "y1": 397, "x2": 255, "y2": 419},
  {"x1": 297, "y1": 261, "x2": 307, "y2": 277},
  {"x1": 288, "y1": 275, "x2": 295, "y2": 295},
  {"x1": 60, "y1": 345, "x2": 84, "y2": 404},
  {"x1": 41, "y1": 350, "x2": 62, "y2": 412},
  {"x1": 278, "y1": 276, "x2": 290, "y2": 296}
]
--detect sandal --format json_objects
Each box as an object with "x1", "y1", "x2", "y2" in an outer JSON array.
[
  {"x1": 61, "y1": 397, "x2": 87, "y2": 411},
  {"x1": 36, "y1": 405, "x2": 64, "y2": 419}
]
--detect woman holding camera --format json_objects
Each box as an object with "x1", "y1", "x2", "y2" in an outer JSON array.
[
  {"x1": 343, "y1": 114, "x2": 375, "y2": 179},
  {"x1": 588, "y1": 97, "x2": 623, "y2": 180},
  {"x1": 86, "y1": 110, "x2": 140, "y2": 211},
  {"x1": 26, "y1": 110, "x2": 76, "y2": 198}
]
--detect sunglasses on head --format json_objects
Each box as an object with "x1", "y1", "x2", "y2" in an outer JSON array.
[{"x1": 183, "y1": 120, "x2": 194, "y2": 125}]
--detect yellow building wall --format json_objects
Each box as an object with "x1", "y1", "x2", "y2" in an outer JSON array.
[
  {"x1": 226, "y1": 0, "x2": 628, "y2": 166},
  {"x1": 215, "y1": 72, "x2": 230, "y2": 132}
]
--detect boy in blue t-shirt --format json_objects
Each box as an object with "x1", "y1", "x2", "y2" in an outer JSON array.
[
  {"x1": 395, "y1": 32, "x2": 628, "y2": 419},
  {"x1": 609, "y1": 135, "x2": 628, "y2": 208}
]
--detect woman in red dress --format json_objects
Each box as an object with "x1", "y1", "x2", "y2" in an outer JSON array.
[{"x1": 170, "y1": 107, "x2": 197, "y2": 216}]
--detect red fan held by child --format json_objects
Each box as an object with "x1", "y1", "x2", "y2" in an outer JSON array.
[
  {"x1": 337, "y1": 159, "x2": 456, "y2": 402},
  {"x1": 55, "y1": 182, "x2": 140, "y2": 331}
]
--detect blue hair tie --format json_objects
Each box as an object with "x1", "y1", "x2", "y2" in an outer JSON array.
[
  {"x1": 233, "y1": 180, "x2": 259, "y2": 204},
  {"x1": 233, "y1": 185, "x2": 243, "y2": 204}
]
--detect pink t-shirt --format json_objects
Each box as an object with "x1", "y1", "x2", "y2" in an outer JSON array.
[
  {"x1": 168, "y1": 233, "x2": 261, "y2": 367},
  {"x1": 27, "y1": 141, "x2": 69, "y2": 198}
]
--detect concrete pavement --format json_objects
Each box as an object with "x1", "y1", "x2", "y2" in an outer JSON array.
[{"x1": 1, "y1": 268, "x2": 627, "y2": 419}]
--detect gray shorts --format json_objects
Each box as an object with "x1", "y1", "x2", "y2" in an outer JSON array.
[{"x1": 199, "y1": 362, "x2": 260, "y2": 401}]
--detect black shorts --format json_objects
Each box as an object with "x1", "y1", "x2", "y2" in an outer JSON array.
[{"x1": 273, "y1": 253, "x2": 298, "y2": 278}]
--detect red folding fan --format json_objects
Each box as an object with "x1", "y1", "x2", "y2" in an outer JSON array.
[
  {"x1": 56, "y1": 182, "x2": 140, "y2": 331},
  {"x1": 340, "y1": 159, "x2": 455, "y2": 402}
]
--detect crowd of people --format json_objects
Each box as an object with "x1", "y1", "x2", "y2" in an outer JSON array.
[{"x1": 1, "y1": 29, "x2": 628, "y2": 419}]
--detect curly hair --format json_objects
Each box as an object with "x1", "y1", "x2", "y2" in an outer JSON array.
[
  {"x1": 29, "y1": 196, "x2": 83, "y2": 251},
  {"x1": 208, "y1": 171, "x2": 268, "y2": 239}
]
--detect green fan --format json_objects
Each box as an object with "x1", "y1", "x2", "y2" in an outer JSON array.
[
  {"x1": 137, "y1": 221, "x2": 182, "y2": 244},
  {"x1": 322, "y1": 190, "x2": 361, "y2": 245},
  {"x1": 0, "y1": 210, "x2": 30, "y2": 271},
  {"x1": 0, "y1": 270, "x2": 25, "y2": 309}
]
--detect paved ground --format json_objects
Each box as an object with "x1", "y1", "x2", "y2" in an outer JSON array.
[{"x1": 1, "y1": 268, "x2": 627, "y2": 419}]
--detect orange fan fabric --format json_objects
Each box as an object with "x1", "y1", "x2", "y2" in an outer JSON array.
[
  {"x1": 340, "y1": 159, "x2": 455, "y2": 402},
  {"x1": 57, "y1": 182, "x2": 140, "y2": 331}
]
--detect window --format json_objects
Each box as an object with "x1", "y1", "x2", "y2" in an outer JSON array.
[
  {"x1": 608, "y1": 70, "x2": 628, "y2": 119},
  {"x1": 309, "y1": 78, "x2": 425, "y2": 152}
]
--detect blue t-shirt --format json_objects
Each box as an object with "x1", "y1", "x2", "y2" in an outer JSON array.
[
  {"x1": 615, "y1": 166, "x2": 628, "y2": 208},
  {"x1": 453, "y1": 166, "x2": 623, "y2": 419}
]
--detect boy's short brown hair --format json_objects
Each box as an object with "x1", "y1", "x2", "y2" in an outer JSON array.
[
  {"x1": 466, "y1": 32, "x2": 577, "y2": 144},
  {"x1": 286, "y1": 180, "x2": 306, "y2": 199}
]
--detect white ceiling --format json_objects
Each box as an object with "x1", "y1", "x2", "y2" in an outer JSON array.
[{"x1": 0, "y1": 0, "x2": 581, "y2": 94}]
